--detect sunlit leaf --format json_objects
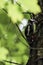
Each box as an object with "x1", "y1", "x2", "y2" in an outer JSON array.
[
  {"x1": 17, "y1": 0, "x2": 41, "y2": 14},
  {"x1": 0, "y1": 0, "x2": 8, "y2": 8},
  {"x1": 0, "y1": 47, "x2": 8, "y2": 61},
  {"x1": 7, "y1": 3, "x2": 23, "y2": 23}
]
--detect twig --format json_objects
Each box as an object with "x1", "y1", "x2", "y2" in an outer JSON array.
[
  {"x1": 16, "y1": 24, "x2": 27, "y2": 42},
  {"x1": 3, "y1": 60, "x2": 22, "y2": 65},
  {"x1": 30, "y1": 47, "x2": 43, "y2": 50}
]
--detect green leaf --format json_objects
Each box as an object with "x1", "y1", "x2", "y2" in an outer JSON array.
[
  {"x1": 0, "y1": 0, "x2": 7, "y2": 9},
  {"x1": 18, "y1": 0, "x2": 41, "y2": 14},
  {"x1": 0, "y1": 47, "x2": 8, "y2": 61},
  {"x1": 7, "y1": 3, "x2": 23, "y2": 23},
  {"x1": 0, "y1": 8, "x2": 29, "y2": 65}
]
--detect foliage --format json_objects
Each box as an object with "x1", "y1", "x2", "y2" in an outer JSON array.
[{"x1": 17, "y1": 0, "x2": 41, "y2": 14}]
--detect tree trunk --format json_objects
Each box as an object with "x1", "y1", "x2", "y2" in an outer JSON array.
[{"x1": 26, "y1": 13, "x2": 43, "y2": 65}]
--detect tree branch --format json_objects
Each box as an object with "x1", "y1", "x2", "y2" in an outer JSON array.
[{"x1": 3, "y1": 60, "x2": 22, "y2": 65}]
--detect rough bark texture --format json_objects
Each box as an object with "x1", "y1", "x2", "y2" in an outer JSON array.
[
  {"x1": 26, "y1": 13, "x2": 43, "y2": 65},
  {"x1": 26, "y1": 0, "x2": 43, "y2": 65}
]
